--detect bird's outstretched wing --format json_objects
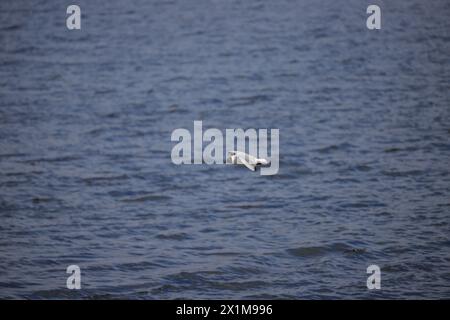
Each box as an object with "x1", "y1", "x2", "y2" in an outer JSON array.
[{"x1": 237, "y1": 154, "x2": 256, "y2": 171}]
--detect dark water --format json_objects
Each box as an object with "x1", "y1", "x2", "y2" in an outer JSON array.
[{"x1": 1, "y1": 0, "x2": 450, "y2": 299}]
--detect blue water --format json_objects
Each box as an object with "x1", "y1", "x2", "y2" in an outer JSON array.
[{"x1": 1, "y1": 0, "x2": 449, "y2": 299}]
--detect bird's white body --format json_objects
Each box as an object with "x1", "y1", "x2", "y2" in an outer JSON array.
[{"x1": 227, "y1": 151, "x2": 270, "y2": 171}]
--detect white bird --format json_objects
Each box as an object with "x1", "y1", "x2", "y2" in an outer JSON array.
[{"x1": 226, "y1": 151, "x2": 270, "y2": 171}]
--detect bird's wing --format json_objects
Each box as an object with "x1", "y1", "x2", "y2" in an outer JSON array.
[
  {"x1": 236, "y1": 151, "x2": 258, "y2": 164},
  {"x1": 237, "y1": 154, "x2": 256, "y2": 171}
]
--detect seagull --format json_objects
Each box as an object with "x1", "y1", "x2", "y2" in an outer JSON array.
[{"x1": 226, "y1": 151, "x2": 270, "y2": 171}]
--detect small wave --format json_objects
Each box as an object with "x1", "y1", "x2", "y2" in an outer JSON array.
[
  {"x1": 21, "y1": 155, "x2": 82, "y2": 164},
  {"x1": 120, "y1": 194, "x2": 171, "y2": 202},
  {"x1": 0, "y1": 152, "x2": 28, "y2": 159},
  {"x1": 314, "y1": 143, "x2": 354, "y2": 154},
  {"x1": 163, "y1": 76, "x2": 191, "y2": 83},
  {"x1": 287, "y1": 246, "x2": 327, "y2": 257},
  {"x1": 287, "y1": 243, "x2": 366, "y2": 258},
  {"x1": 351, "y1": 164, "x2": 372, "y2": 172},
  {"x1": 31, "y1": 197, "x2": 56, "y2": 204},
  {"x1": 167, "y1": 104, "x2": 189, "y2": 114},
  {"x1": 156, "y1": 233, "x2": 191, "y2": 241},
  {"x1": 6, "y1": 46, "x2": 39, "y2": 54},
  {"x1": 1, "y1": 24, "x2": 21, "y2": 31},
  {"x1": 116, "y1": 261, "x2": 164, "y2": 271},
  {"x1": 82, "y1": 174, "x2": 129, "y2": 185},
  {"x1": 381, "y1": 169, "x2": 424, "y2": 177},
  {"x1": 228, "y1": 94, "x2": 273, "y2": 107},
  {"x1": 227, "y1": 203, "x2": 265, "y2": 209},
  {"x1": 210, "y1": 280, "x2": 268, "y2": 291},
  {"x1": 338, "y1": 200, "x2": 386, "y2": 209},
  {"x1": 384, "y1": 146, "x2": 419, "y2": 153},
  {"x1": 94, "y1": 88, "x2": 117, "y2": 95},
  {"x1": 201, "y1": 251, "x2": 243, "y2": 257}
]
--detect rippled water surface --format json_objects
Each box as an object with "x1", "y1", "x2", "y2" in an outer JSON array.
[{"x1": 1, "y1": 0, "x2": 450, "y2": 299}]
